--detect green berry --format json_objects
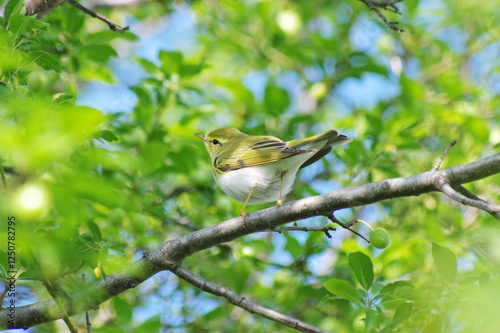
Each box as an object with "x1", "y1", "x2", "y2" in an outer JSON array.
[
  {"x1": 27, "y1": 71, "x2": 47, "y2": 92},
  {"x1": 130, "y1": 213, "x2": 148, "y2": 234},
  {"x1": 109, "y1": 208, "x2": 127, "y2": 226},
  {"x1": 370, "y1": 228, "x2": 391, "y2": 249}
]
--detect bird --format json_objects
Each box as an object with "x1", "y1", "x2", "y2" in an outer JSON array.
[{"x1": 195, "y1": 128, "x2": 352, "y2": 216}]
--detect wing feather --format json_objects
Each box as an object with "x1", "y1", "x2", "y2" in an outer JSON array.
[{"x1": 214, "y1": 137, "x2": 314, "y2": 173}]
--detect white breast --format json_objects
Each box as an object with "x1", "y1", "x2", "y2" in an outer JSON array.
[{"x1": 215, "y1": 152, "x2": 315, "y2": 205}]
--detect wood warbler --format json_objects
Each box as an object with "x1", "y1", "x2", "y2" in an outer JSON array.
[{"x1": 195, "y1": 128, "x2": 352, "y2": 216}]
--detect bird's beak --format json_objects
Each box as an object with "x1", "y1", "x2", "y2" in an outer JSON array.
[{"x1": 194, "y1": 133, "x2": 206, "y2": 141}]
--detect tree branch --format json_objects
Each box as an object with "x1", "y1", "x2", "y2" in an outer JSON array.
[
  {"x1": 436, "y1": 177, "x2": 500, "y2": 218},
  {"x1": 26, "y1": 0, "x2": 67, "y2": 18},
  {"x1": 327, "y1": 214, "x2": 370, "y2": 243},
  {"x1": 171, "y1": 265, "x2": 329, "y2": 333},
  {"x1": 267, "y1": 224, "x2": 337, "y2": 234},
  {"x1": 432, "y1": 139, "x2": 457, "y2": 171},
  {"x1": 67, "y1": 0, "x2": 130, "y2": 33},
  {"x1": 1, "y1": 153, "x2": 499, "y2": 330},
  {"x1": 357, "y1": 0, "x2": 405, "y2": 32},
  {"x1": 25, "y1": 0, "x2": 129, "y2": 32}
]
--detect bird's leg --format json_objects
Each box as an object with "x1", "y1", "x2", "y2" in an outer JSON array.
[
  {"x1": 276, "y1": 171, "x2": 286, "y2": 207},
  {"x1": 240, "y1": 184, "x2": 256, "y2": 218}
]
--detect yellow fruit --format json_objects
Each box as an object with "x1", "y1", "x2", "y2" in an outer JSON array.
[{"x1": 309, "y1": 82, "x2": 328, "y2": 100}]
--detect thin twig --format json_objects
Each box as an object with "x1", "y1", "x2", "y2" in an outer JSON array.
[
  {"x1": 432, "y1": 139, "x2": 457, "y2": 171},
  {"x1": 82, "y1": 274, "x2": 92, "y2": 333},
  {"x1": 454, "y1": 184, "x2": 486, "y2": 202},
  {"x1": 67, "y1": 0, "x2": 130, "y2": 33},
  {"x1": 41, "y1": 281, "x2": 78, "y2": 333},
  {"x1": 170, "y1": 265, "x2": 329, "y2": 333},
  {"x1": 266, "y1": 224, "x2": 337, "y2": 239},
  {"x1": 0, "y1": 283, "x2": 10, "y2": 309},
  {"x1": 368, "y1": 0, "x2": 404, "y2": 13},
  {"x1": 28, "y1": 247, "x2": 77, "y2": 333},
  {"x1": 60, "y1": 262, "x2": 86, "y2": 278},
  {"x1": 436, "y1": 177, "x2": 500, "y2": 219},
  {"x1": 327, "y1": 214, "x2": 370, "y2": 243},
  {"x1": 357, "y1": 0, "x2": 405, "y2": 32}
]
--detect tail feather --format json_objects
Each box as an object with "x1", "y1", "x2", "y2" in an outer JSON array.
[{"x1": 298, "y1": 130, "x2": 352, "y2": 169}]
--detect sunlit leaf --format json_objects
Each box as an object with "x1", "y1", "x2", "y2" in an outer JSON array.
[
  {"x1": 348, "y1": 251, "x2": 374, "y2": 290},
  {"x1": 432, "y1": 243, "x2": 457, "y2": 282},
  {"x1": 159, "y1": 50, "x2": 183, "y2": 75},
  {"x1": 324, "y1": 279, "x2": 362, "y2": 305}
]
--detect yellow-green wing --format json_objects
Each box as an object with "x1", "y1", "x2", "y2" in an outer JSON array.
[{"x1": 214, "y1": 136, "x2": 314, "y2": 173}]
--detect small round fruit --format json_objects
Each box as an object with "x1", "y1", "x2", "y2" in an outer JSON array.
[
  {"x1": 309, "y1": 82, "x2": 328, "y2": 100},
  {"x1": 130, "y1": 213, "x2": 148, "y2": 234},
  {"x1": 27, "y1": 71, "x2": 47, "y2": 92},
  {"x1": 109, "y1": 208, "x2": 127, "y2": 226},
  {"x1": 370, "y1": 228, "x2": 391, "y2": 249}
]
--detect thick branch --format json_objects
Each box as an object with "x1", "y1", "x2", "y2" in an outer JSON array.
[
  {"x1": 1, "y1": 153, "x2": 499, "y2": 330},
  {"x1": 171, "y1": 265, "x2": 329, "y2": 333}
]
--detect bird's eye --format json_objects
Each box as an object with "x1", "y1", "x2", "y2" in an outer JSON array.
[{"x1": 212, "y1": 139, "x2": 220, "y2": 145}]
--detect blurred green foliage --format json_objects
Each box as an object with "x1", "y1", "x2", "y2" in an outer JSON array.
[{"x1": 0, "y1": 0, "x2": 499, "y2": 332}]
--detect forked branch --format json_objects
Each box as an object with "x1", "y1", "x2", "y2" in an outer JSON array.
[{"x1": 1, "y1": 153, "x2": 499, "y2": 330}]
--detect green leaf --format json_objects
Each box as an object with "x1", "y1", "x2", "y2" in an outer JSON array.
[
  {"x1": 180, "y1": 62, "x2": 205, "y2": 78},
  {"x1": 31, "y1": 50, "x2": 62, "y2": 72},
  {"x1": 85, "y1": 30, "x2": 138, "y2": 44},
  {"x1": 62, "y1": 5, "x2": 85, "y2": 34},
  {"x1": 159, "y1": 50, "x2": 183, "y2": 75},
  {"x1": 136, "y1": 57, "x2": 160, "y2": 75},
  {"x1": 394, "y1": 302, "x2": 413, "y2": 320},
  {"x1": 82, "y1": 44, "x2": 118, "y2": 63},
  {"x1": 113, "y1": 296, "x2": 133, "y2": 322},
  {"x1": 376, "y1": 281, "x2": 414, "y2": 299},
  {"x1": 131, "y1": 86, "x2": 155, "y2": 129},
  {"x1": 284, "y1": 233, "x2": 301, "y2": 257},
  {"x1": 264, "y1": 83, "x2": 289, "y2": 116},
  {"x1": 348, "y1": 251, "x2": 374, "y2": 290},
  {"x1": 87, "y1": 221, "x2": 103, "y2": 241},
  {"x1": 4, "y1": 0, "x2": 24, "y2": 25},
  {"x1": 52, "y1": 93, "x2": 74, "y2": 104},
  {"x1": 0, "y1": 249, "x2": 8, "y2": 279},
  {"x1": 108, "y1": 245, "x2": 125, "y2": 254},
  {"x1": 379, "y1": 302, "x2": 414, "y2": 333},
  {"x1": 79, "y1": 64, "x2": 115, "y2": 83},
  {"x1": 18, "y1": 269, "x2": 43, "y2": 281},
  {"x1": 432, "y1": 243, "x2": 457, "y2": 282},
  {"x1": 78, "y1": 233, "x2": 94, "y2": 248},
  {"x1": 8, "y1": 15, "x2": 49, "y2": 36},
  {"x1": 324, "y1": 279, "x2": 362, "y2": 305},
  {"x1": 203, "y1": 306, "x2": 226, "y2": 321},
  {"x1": 93, "y1": 129, "x2": 119, "y2": 142},
  {"x1": 365, "y1": 308, "x2": 379, "y2": 332},
  {"x1": 136, "y1": 315, "x2": 161, "y2": 332}
]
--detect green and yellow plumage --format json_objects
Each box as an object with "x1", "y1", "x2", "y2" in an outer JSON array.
[{"x1": 195, "y1": 128, "x2": 352, "y2": 215}]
